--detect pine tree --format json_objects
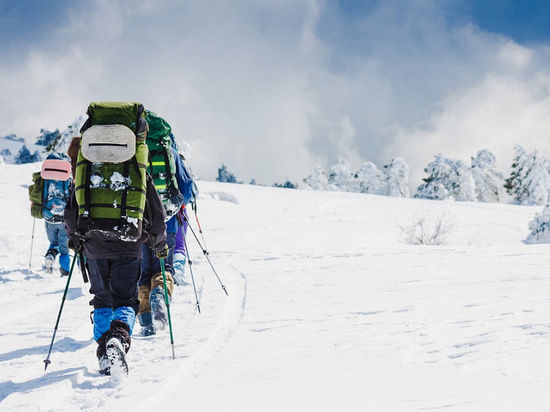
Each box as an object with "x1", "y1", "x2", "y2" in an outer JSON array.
[
  {"x1": 415, "y1": 154, "x2": 476, "y2": 201},
  {"x1": 525, "y1": 204, "x2": 550, "y2": 243},
  {"x1": 216, "y1": 164, "x2": 239, "y2": 183},
  {"x1": 471, "y1": 149, "x2": 507, "y2": 203},
  {"x1": 273, "y1": 181, "x2": 297, "y2": 189},
  {"x1": 352, "y1": 161, "x2": 385, "y2": 194},
  {"x1": 302, "y1": 166, "x2": 328, "y2": 190},
  {"x1": 384, "y1": 157, "x2": 410, "y2": 198},
  {"x1": 15, "y1": 145, "x2": 34, "y2": 164},
  {"x1": 504, "y1": 145, "x2": 526, "y2": 196},
  {"x1": 327, "y1": 158, "x2": 353, "y2": 191},
  {"x1": 506, "y1": 146, "x2": 550, "y2": 205},
  {"x1": 36, "y1": 129, "x2": 61, "y2": 147}
]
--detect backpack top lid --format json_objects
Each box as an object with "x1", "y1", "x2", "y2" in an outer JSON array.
[
  {"x1": 145, "y1": 110, "x2": 171, "y2": 141},
  {"x1": 83, "y1": 101, "x2": 148, "y2": 139},
  {"x1": 80, "y1": 101, "x2": 148, "y2": 163},
  {"x1": 41, "y1": 153, "x2": 72, "y2": 181},
  {"x1": 81, "y1": 124, "x2": 136, "y2": 163}
]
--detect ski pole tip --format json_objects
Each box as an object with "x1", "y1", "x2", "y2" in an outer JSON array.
[{"x1": 43, "y1": 359, "x2": 51, "y2": 371}]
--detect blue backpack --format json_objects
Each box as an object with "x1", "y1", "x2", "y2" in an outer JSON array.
[
  {"x1": 42, "y1": 178, "x2": 72, "y2": 223},
  {"x1": 29, "y1": 153, "x2": 73, "y2": 223}
]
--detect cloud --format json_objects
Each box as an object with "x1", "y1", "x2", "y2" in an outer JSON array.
[
  {"x1": 2, "y1": 0, "x2": 550, "y2": 187},
  {"x1": 387, "y1": 69, "x2": 550, "y2": 188}
]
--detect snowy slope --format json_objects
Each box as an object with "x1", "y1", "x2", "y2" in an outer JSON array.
[{"x1": 1, "y1": 162, "x2": 549, "y2": 411}]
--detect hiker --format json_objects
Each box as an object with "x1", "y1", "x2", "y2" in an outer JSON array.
[
  {"x1": 64, "y1": 101, "x2": 168, "y2": 377},
  {"x1": 137, "y1": 112, "x2": 196, "y2": 336},
  {"x1": 29, "y1": 152, "x2": 73, "y2": 276},
  {"x1": 67, "y1": 136, "x2": 80, "y2": 178},
  {"x1": 172, "y1": 210, "x2": 189, "y2": 286}
]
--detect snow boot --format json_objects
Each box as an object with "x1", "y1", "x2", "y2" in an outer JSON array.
[
  {"x1": 59, "y1": 253, "x2": 71, "y2": 277},
  {"x1": 104, "y1": 320, "x2": 131, "y2": 379},
  {"x1": 149, "y1": 286, "x2": 168, "y2": 331},
  {"x1": 137, "y1": 285, "x2": 155, "y2": 336},
  {"x1": 173, "y1": 252, "x2": 187, "y2": 286},
  {"x1": 43, "y1": 248, "x2": 58, "y2": 274},
  {"x1": 96, "y1": 333, "x2": 111, "y2": 376},
  {"x1": 150, "y1": 272, "x2": 174, "y2": 331}
]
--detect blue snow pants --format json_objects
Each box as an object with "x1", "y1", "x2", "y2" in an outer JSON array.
[{"x1": 87, "y1": 257, "x2": 141, "y2": 341}]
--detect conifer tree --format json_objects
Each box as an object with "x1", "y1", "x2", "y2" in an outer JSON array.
[
  {"x1": 352, "y1": 161, "x2": 386, "y2": 194},
  {"x1": 384, "y1": 157, "x2": 410, "y2": 198},
  {"x1": 471, "y1": 149, "x2": 507, "y2": 203},
  {"x1": 302, "y1": 166, "x2": 328, "y2": 190},
  {"x1": 505, "y1": 145, "x2": 550, "y2": 205},
  {"x1": 415, "y1": 154, "x2": 475, "y2": 201},
  {"x1": 327, "y1": 158, "x2": 352, "y2": 191}
]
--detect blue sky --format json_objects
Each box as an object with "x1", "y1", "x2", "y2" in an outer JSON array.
[{"x1": 2, "y1": 0, "x2": 550, "y2": 187}]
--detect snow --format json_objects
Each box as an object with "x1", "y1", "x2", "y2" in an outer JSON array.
[{"x1": 1, "y1": 161, "x2": 550, "y2": 411}]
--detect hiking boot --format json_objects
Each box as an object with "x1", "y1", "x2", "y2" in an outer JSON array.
[
  {"x1": 59, "y1": 267, "x2": 69, "y2": 277},
  {"x1": 43, "y1": 248, "x2": 58, "y2": 274},
  {"x1": 173, "y1": 252, "x2": 187, "y2": 286},
  {"x1": 137, "y1": 312, "x2": 156, "y2": 336},
  {"x1": 96, "y1": 334, "x2": 110, "y2": 375},
  {"x1": 104, "y1": 320, "x2": 131, "y2": 379},
  {"x1": 98, "y1": 353, "x2": 111, "y2": 376},
  {"x1": 149, "y1": 286, "x2": 168, "y2": 331},
  {"x1": 106, "y1": 336, "x2": 128, "y2": 379}
]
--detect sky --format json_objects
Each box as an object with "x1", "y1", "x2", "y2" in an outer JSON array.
[{"x1": 2, "y1": 0, "x2": 550, "y2": 187}]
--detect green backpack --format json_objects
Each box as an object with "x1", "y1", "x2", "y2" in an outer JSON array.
[
  {"x1": 145, "y1": 110, "x2": 184, "y2": 219},
  {"x1": 75, "y1": 101, "x2": 149, "y2": 241},
  {"x1": 29, "y1": 172, "x2": 44, "y2": 219}
]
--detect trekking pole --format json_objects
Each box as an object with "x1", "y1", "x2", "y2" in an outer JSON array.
[
  {"x1": 192, "y1": 203, "x2": 209, "y2": 252},
  {"x1": 28, "y1": 218, "x2": 36, "y2": 274},
  {"x1": 44, "y1": 249, "x2": 79, "y2": 371},
  {"x1": 159, "y1": 258, "x2": 176, "y2": 360},
  {"x1": 182, "y1": 230, "x2": 201, "y2": 314},
  {"x1": 182, "y1": 213, "x2": 228, "y2": 296}
]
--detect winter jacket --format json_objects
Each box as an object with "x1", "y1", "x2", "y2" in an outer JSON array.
[
  {"x1": 64, "y1": 173, "x2": 167, "y2": 259},
  {"x1": 166, "y1": 149, "x2": 197, "y2": 234}
]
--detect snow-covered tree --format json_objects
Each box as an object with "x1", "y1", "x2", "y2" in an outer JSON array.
[
  {"x1": 471, "y1": 149, "x2": 507, "y2": 203},
  {"x1": 327, "y1": 158, "x2": 353, "y2": 191},
  {"x1": 302, "y1": 166, "x2": 328, "y2": 190},
  {"x1": 351, "y1": 161, "x2": 385, "y2": 194},
  {"x1": 273, "y1": 180, "x2": 297, "y2": 189},
  {"x1": 504, "y1": 144, "x2": 527, "y2": 195},
  {"x1": 14, "y1": 145, "x2": 40, "y2": 164},
  {"x1": 216, "y1": 164, "x2": 240, "y2": 183},
  {"x1": 415, "y1": 154, "x2": 476, "y2": 201},
  {"x1": 505, "y1": 145, "x2": 550, "y2": 205},
  {"x1": 50, "y1": 115, "x2": 86, "y2": 154},
  {"x1": 384, "y1": 157, "x2": 410, "y2": 198},
  {"x1": 36, "y1": 129, "x2": 60, "y2": 147},
  {"x1": 525, "y1": 204, "x2": 550, "y2": 244}
]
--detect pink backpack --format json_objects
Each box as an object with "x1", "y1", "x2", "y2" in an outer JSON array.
[{"x1": 41, "y1": 159, "x2": 72, "y2": 181}]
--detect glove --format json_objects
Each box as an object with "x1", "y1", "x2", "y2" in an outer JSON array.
[{"x1": 156, "y1": 244, "x2": 169, "y2": 259}]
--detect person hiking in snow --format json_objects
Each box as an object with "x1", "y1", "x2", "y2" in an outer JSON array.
[
  {"x1": 172, "y1": 207, "x2": 190, "y2": 285},
  {"x1": 137, "y1": 114, "x2": 197, "y2": 336},
  {"x1": 29, "y1": 152, "x2": 74, "y2": 276},
  {"x1": 67, "y1": 135, "x2": 80, "y2": 178},
  {"x1": 171, "y1": 151, "x2": 199, "y2": 285},
  {"x1": 64, "y1": 101, "x2": 169, "y2": 377}
]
